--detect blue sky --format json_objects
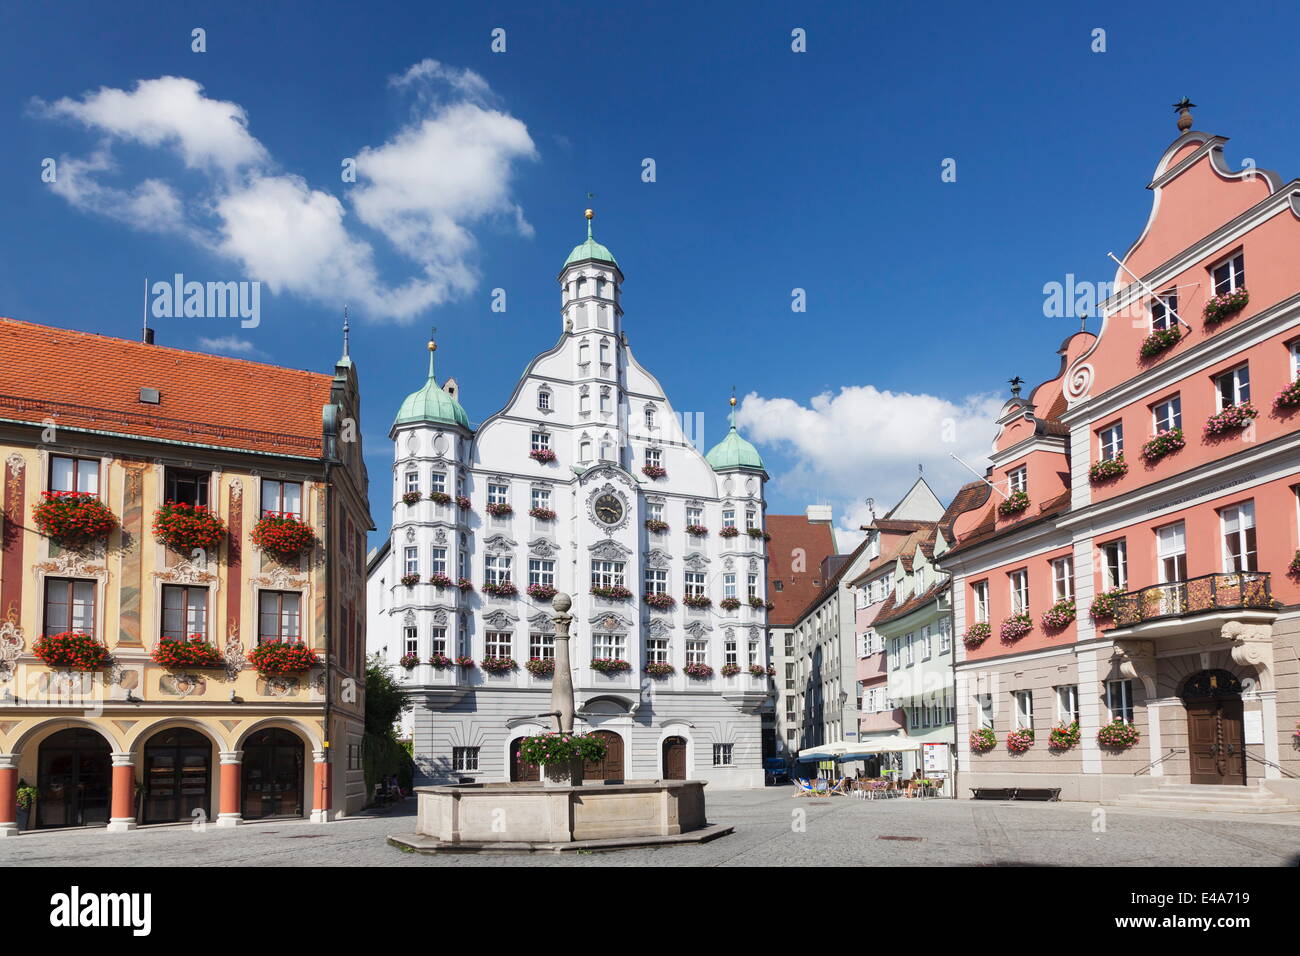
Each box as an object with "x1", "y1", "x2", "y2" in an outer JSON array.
[{"x1": 4, "y1": 0, "x2": 1300, "y2": 548}]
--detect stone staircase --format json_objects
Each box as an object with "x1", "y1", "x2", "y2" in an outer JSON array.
[{"x1": 1108, "y1": 782, "x2": 1295, "y2": 814}]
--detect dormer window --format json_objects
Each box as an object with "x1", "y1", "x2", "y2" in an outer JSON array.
[
  {"x1": 1008, "y1": 467, "x2": 1027, "y2": 494},
  {"x1": 1211, "y1": 252, "x2": 1245, "y2": 295},
  {"x1": 1151, "y1": 291, "x2": 1178, "y2": 331}
]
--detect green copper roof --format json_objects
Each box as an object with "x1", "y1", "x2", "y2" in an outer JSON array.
[
  {"x1": 564, "y1": 217, "x2": 618, "y2": 267},
  {"x1": 394, "y1": 347, "x2": 469, "y2": 430},
  {"x1": 706, "y1": 426, "x2": 764, "y2": 470}
]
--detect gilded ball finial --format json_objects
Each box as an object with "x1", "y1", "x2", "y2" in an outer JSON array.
[
  {"x1": 428, "y1": 340, "x2": 437, "y2": 352},
  {"x1": 585, "y1": 208, "x2": 594, "y2": 220},
  {"x1": 729, "y1": 396, "x2": 737, "y2": 407}
]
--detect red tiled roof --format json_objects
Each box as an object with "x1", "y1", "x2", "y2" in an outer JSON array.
[
  {"x1": 0, "y1": 317, "x2": 334, "y2": 458},
  {"x1": 942, "y1": 489, "x2": 1072, "y2": 559},
  {"x1": 939, "y1": 480, "x2": 991, "y2": 537},
  {"x1": 766, "y1": 514, "x2": 837, "y2": 627},
  {"x1": 874, "y1": 580, "x2": 950, "y2": 627},
  {"x1": 866, "y1": 518, "x2": 934, "y2": 532}
]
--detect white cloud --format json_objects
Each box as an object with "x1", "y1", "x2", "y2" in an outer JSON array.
[
  {"x1": 736, "y1": 385, "x2": 1004, "y2": 538},
  {"x1": 34, "y1": 65, "x2": 537, "y2": 322},
  {"x1": 197, "y1": 335, "x2": 264, "y2": 357}
]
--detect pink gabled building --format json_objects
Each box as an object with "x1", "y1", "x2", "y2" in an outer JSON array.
[{"x1": 940, "y1": 108, "x2": 1300, "y2": 810}]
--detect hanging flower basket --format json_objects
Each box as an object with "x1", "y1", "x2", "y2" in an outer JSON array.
[
  {"x1": 247, "y1": 641, "x2": 320, "y2": 675},
  {"x1": 400, "y1": 573, "x2": 420, "y2": 588},
  {"x1": 684, "y1": 662, "x2": 714, "y2": 679},
  {"x1": 1203, "y1": 288, "x2": 1249, "y2": 324},
  {"x1": 481, "y1": 656, "x2": 517, "y2": 674},
  {"x1": 1097, "y1": 718, "x2": 1141, "y2": 751},
  {"x1": 455, "y1": 495, "x2": 471, "y2": 510},
  {"x1": 1088, "y1": 456, "x2": 1128, "y2": 484},
  {"x1": 720, "y1": 663, "x2": 742, "y2": 677},
  {"x1": 516, "y1": 732, "x2": 607, "y2": 766},
  {"x1": 644, "y1": 518, "x2": 669, "y2": 534},
  {"x1": 428, "y1": 653, "x2": 454, "y2": 670},
  {"x1": 402, "y1": 491, "x2": 422, "y2": 506},
  {"x1": 152, "y1": 502, "x2": 226, "y2": 553},
  {"x1": 1139, "y1": 326, "x2": 1182, "y2": 359},
  {"x1": 1275, "y1": 380, "x2": 1300, "y2": 410},
  {"x1": 525, "y1": 657, "x2": 555, "y2": 677},
  {"x1": 719, "y1": 526, "x2": 740, "y2": 538},
  {"x1": 748, "y1": 595, "x2": 766, "y2": 609},
  {"x1": 644, "y1": 661, "x2": 675, "y2": 678},
  {"x1": 429, "y1": 572, "x2": 453, "y2": 588},
  {"x1": 428, "y1": 491, "x2": 451, "y2": 505},
  {"x1": 641, "y1": 465, "x2": 667, "y2": 479},
  {"x1": 1000, "y1": 612, "x2": 1033, "y2": 643},
  {"x1": 1048, "y1": 721, "x2": 1081, "y2": 750},
  {"x1": 486, "y1": 502, "x2": 514, "y2": 518},
  {"x1": 251, "y1": 513, "x2": 315, "y2": 561},
  {"x1": 963, "y1": 621, "x2": 991, "y2": 649},
  {"x1": 152, "y1": 635, "x2": 223, "y2": 669},
  {"x1": 683, "y1": 594, "x2": 713, "y2": 609},
  {"x1": 457, "y1": 577, "x2": 474, "y2": 592},
  {"x1": 399, "y1": 652, "x2": 419, "y2": 670},
  {"x1": 1204, "y1": 403, "x2": 1258, "y2": 437},
  {"x1": 969, "y1": 727, "x2": 997, "y2": 753},
  {"x1": 748, "y1": 664, "x2": 770, "y2": 677},
  {"x1": 590, "y1": 584, "x2": 632, "y2": 600},
  {"x1": 643, "y1": 592, "x2": 676, "y2": 609},
  {"x1": 526, "y1": 583, "x2": 557, "y2": 601},
  {"x1": 685, "y1": 524, "x2": 709, "y2": 537},
  {"x1": 529, "y1": 449, "x2": 557, "y2": 464},
  {"x1": 590, "y1": 658, "x2": 631, "y2": 674},
  {"x1": 1142, "y1": 427, "x2": 1185, "y2": 461},
  {"x1": 1041, "y1": 598, "x2": 1076, "y2": 630},
  {"x1": 720, "y1": 597, "x2": 741, "y2": 611},
  {"x1": 483, "y1": 581, "x2": 518, "y2": 597},
  {"x1": 32, "y1": 492, "x2": 118, "y2": 548},
  {"x1": 997, "y1": 490, "x2": 1030, "y2": 517},
  {"x1": 1089, "y1": 589, "x2": 1124, "y2": 621},
  {"x1": 32, "y1": 631, "x2": 109, "y2": 670},
  {"x1": 529, "y1": 507, "x2": 556, "y2": 521},
  {"x1": 1289, "y1": 550, "x2": 1300, "y2": 575},
  {"x1": 454, "y1": 655, "x2": 475, "y2": 668},
  {"x1": 1007, "y1": 728, "x2": 1036, "y2": 753}
]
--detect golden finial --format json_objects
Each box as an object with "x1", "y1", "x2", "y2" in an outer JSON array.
[
  {"x1": 585, "y1": 208, "x2": 594, "y2": 220},
  {"x1": 428, "y1": 323, "x2": 437, "y2": 352}
]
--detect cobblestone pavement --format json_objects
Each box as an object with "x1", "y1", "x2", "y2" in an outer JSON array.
[{"x1": 3, "y1": 787, "x2": 1300, "y2": 866}]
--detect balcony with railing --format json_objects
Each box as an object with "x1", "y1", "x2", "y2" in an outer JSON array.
[{"x1": 1106, "y1": 571, "x2": 1277, "y2": 634}]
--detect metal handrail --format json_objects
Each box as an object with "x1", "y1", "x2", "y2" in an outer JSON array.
[
  {"x1": 1112, "y1": 572, "x2": 1274, "y2": 628},
  {"x1": 1243, "y1": 750, "x2": 1300, "y2": 779},
  {"x1": 1133, "y1": 747, "x2": 1184, "y2": 776}
]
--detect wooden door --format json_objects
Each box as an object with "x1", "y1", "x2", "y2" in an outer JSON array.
[
  {"x1": 1187, "y1": 697, "x2": 1247, "y2": 785},
  {"x1": 1217, "y1": 697, "x2": 1247, "y2": 785},
  {"x1": 662, "y1": 736, "x2": 687, "y2": 780},
  {"x1": 583, "y1": 730, "x2": 624, "y2": 782},
  {"x1": 510, "y1": 738, "x2": 540, "y2": 782}
]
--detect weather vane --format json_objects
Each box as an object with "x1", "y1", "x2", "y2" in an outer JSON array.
[{"x1": 1009, "y1": 376, "x2": 1024, "y2": 397}]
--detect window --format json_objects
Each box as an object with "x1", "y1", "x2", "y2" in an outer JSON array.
[
  {"x1": 1150, "y1": 290, "x2": 1178, "y2": 331},
  {"x1": 1052, "y1": 556, "x2": 1074, "y2": 601},
  {"x1": 404, "y1": 546, "x2": 419, "y2": 577},
  {"x1": 904, "y1": 633, "x2": 915, "y2": 667},
  {"x1": 684, "y1": 571, "x2": 706, "y2": 599},
  {"x1": 645, "y1": 447, "x2": 662, "y2": 469},
  {"x1": 530, "y1": 632, "x2": 554, "y2": 660},
  {"x1": 1107, "y1": 679, "x2": 1134, "y2": 724},
  {"x1": 920, "y1": 625, "x2": 933, "y2": 660},
  {"x1": 745, "y1": 509, "x2": 757, "y2": 531},
  {"x1": 579, "y1": 439, "x2": 592, "y2": 462},
  {"x1": 50, "y1": 456, "x2": 99, "y2": 495},
  {"x1": 599, "y1": 387, "x2": 611, "y2": 414},
  {"x1": 488, "y1": 483, "x2": 509, "y2": 506},
  {"x1": 647, "y1": 500, "x2": 664, "y2": 523},
  {"x1": 686, "y1": 505, "x2": 703, "y2": 527},
  {"x1": 723, "y1": 573, "x2": 737, "y2": 601},
  {"x1": 748, "y1": 573, "x2": 758, "y2": 600},
  {"x1": 1013, "y1": 690, "x2": 1033, "y2": 730},
  {"x1": 1291, "y1": 340, "x2": 1300, "y2": 382},
  {"x1": 44, "y1": 577, "x2": 96, "y2": 637},
  {"x1": 1008, "y1": 467, "x2": 1027, "y2": 494},
  {"x1": 161, "y1": 585, "x2": 208, "y2": 640},
  {"x1": 430, "y1": 471, "x2": 446, "y2": 495},
  {"x1": 430, "y1": 547, "x2": 447, "y2": 576},
  {"x1": 430, "y1": 627, "x2": 447, "y2": 656},
  {"x1": 1220, "y1": 502, "x2": 1257, "y2": 573},
  {"x1": 1211, "y1": 251, "x2": 1245, "y2": 295},
  {"x1": 485, "y1": 554, "x2": 512, "y2": 586},
  {"x1": 537, "y1": 387, "x2": 552, "y2": 411},
  {"x1": 712, "y1": 744, "x2": 733, "y2": 767},
  {"x1": 165, "y1": 467, "x2": 210, "y2": 507},
  {"x1": 529, "y1": 559, "x2": 555, "y2": 588},
  {"x1": 748, "y1": 638, "x2": 759, "y2": 668},
  {"x1": 1100, "y1": 540, "x2": 1128, "y2": 591},
  {"x1": 403, "y1": 625, "x2": 418, "y2": 658},
  {"x1": 1156, "y1": 522, "x2": 1187, "y2": 583},
  {"x1": 531, "y1": 431, "x2": 550, "y2": 453},
  {"x1": 531, "y1": 487, "x2": 551, "y2": 512},
  {"x1": 977, "y1": 693, "x2": 994, "y2": 730},
  {"x1": 724, "y1": 635, "x2": 738, "y2": 667},
  {"x1": 579, "y1": 388, "x2": 591, "y2": 416},
  {"x1": 258, "y1": 591, "x2": 301, "y2": 644},
  {"x1": 1057, "y1": 685, "x2": 1079, "y2": 724},
  {"x1": 971, "y1": 580, "x2": 989, "y2": 623},
  {"x1": 591, "y1": 560, "x2": 625, "y2": 589},
  {"x1": 722, "y1": 508, "x2": 736, "y2": 530},
  {"x1": 646, "y1": 637, "x2": 669, "y2": 664},
  {"x1": 687, "y1": 640, "x2": 707, "y2": 666},
  {"x1": 453, "y1": 747, "x2": 479, "y2": 772},
  {"x1": 261, "y1": 480, "x2": 303, "y2": 518},
  {"x1": 1214, "y1": 365, "x2": 1250, "y2": 411},
  {"x1": 1009, "y1": 569, "x2": 1029, "y2": 613},
  {"x1": 938, "y1": 617, "x2": 952, "y2": 654},
  {"x1": 593, "y1": 631, "x2": 626, "y2": 661},
  {"x1": 773, "y1": 580, "x2": 784, "y2": 592},
  {"x1": 644, "y1": 405, "x2": 656, "y2": 430},
  {"x1": 486, "y1": 631, "x2": 513, "y2": 658},
  {"x1": 1152, "y1": 396, "x2": 1182, "y2": 434},
  {"x1": 645, "y1": 568, "x2": 667, "y2": 595},
  {"x1": 1098, "y1": 422, "x2": 1124, "y2": 462}
]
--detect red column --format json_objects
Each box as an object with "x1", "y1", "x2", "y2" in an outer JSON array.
[
  {"x1": 0, "y1": 755, "x2": 18, "y2": 837},
  {"x1": 107, "y1": 753, "x2": 137, "y2": 832},
  {"x1": 311, "y1": 750, "x2": 330, "y2": 823},
  {"x1": 217, "y1": 751, "x2": 242, "y2": 827}
]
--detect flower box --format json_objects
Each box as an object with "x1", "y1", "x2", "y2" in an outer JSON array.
[
  {"x1": 1000, "y1": 612, "x2": 1033, "y2": 643},
  {"x1": 590, "y1": 658, "x2": 632, "y2": 674},
  {"x1": 1088, "y1": 455, "x2": 1128, "y2": 484},
  {"x1": 1204, "y1": 403, "x2": 1258, "y2": 436},
  {"x1": 645, "y1": 519, "x2": 669, "y2": 534},
  {"x1": 720, "y1": 663, "x2": 741, "y2": 677},
  {"x1": 747, "y1": 596, "x2": 766, "y2": 609},
  {"x1": 1291, "y1": 550, "x2": 1300, "y2": 575},
  {"x1": 455, "y1": 495, "x2": 471, "y2": 510},
  {"x1": 997, "y1": 490, "x2": 1030, "y2": 517},
  {"x1": 1048, "y1": 721, "x2": 1080, "y2": 750},
  {"x1": 529, "y1": 507, "x2": 556, "y2": 521},
  {"x1": 454, "y1": 655, "x2": 475, "y2": 668},
  {"x1": 526, "y1": 583, "x2": 557, "y2": 601},
  {"x1": 251, "y1": 513, "x2": 315, "y2": 561},
  {"x1": 1097, "y1": 718, "x2": 1140, "y2": 751},
  {"x1": 399, "y1": 652, "x2": 419, "y2": 670},
  {"x1": 719, "y1": 597, "x2": 741, "y2": 611},
  {"x1": 32, "y1": 631, "x2": 110, "y2": 670},
  {"x1": 482, "y1": 581, "x2": 518, "y2": 597},
  {"x1": 486, "y1": 502, "x2": 514, "y2": 517},
  {"x1": 516, "y1": 732, "x2": 606, "y2": 767},
  {"x1": 457, "y1": 577, "x2": 474, "y2": 592},
  {"x1": 428, "y1": 491, "x2": 451, "y2": 505},
  {"x1": 1139, "y1": 325, "x2": 1182, "y2": 360},
  {"x1": 401, "y1": 491, "x2": 422, "y2": 506},
  {"x1": 1141, "y1": 427, "x2": 1185, "y2": 461},
  {"x1": 1089, "y1": 589, "x2": 1123, "y2": 622},
  {"x1": 1006, "y1": 727, "x2": 1035, "y2": 753},
  {"x1": 400, "y1": 573, "x2": 420, "y2": 588},
  {"x1": 529, "y1": 449, "x2": 557, "y2": 464},
  {"x1": 643, "y1": 592, "x2": 676, "y2": 609},
  {"x1": 719, "y1": 526, "x2": 740, "y2": 538},
  {"x1": 969, "y1": 727, "x2": 997, "y2": 753},
  {"x1": 1203, "y1": 288, "x2": 1249, "y2": 325},
  {"x1": 748, "y1": 664, "x2": 771, "y2": 677},
  {"x1": 962, "y1": 622, "x2": 991, "y2": 649},
  {"x1": 481, "y1": 656, "x2": 517, "y2": 674},
  {"x1": 683, "y1": 594, "x2": 712, "y2": 609},
  {"x1": 684, "y1": 662, "x2": 714, "y2": 679},
  {"x1": 525, "y1": 658, "x2": 555, "y2": 677},
  {"x1": 32, "y1": 492, "x2": 118, "y2": 548},
  {"x1": 429, "y1": 653, "x2": 454, "y2": 670},
  {"x1": 151, "y1": 635, "x2": 224, "y2": 669},
  {"x1": 641, "y1": 465, "x2": 667, "y2": 479},
  {"x1": 644, "y1": 661, "x2": 675, "y2": 678},
  {"x1": 685, "y1": 525, "x2": 709, "y2": 537},
  {"x1": 247, "y1": 641, "x2": 320, "y2": 675},
  {"x1": 1041, "y1": 598, "x2": 1076, "y2": 630},
  {"x1": 152, "y1": 502, "x2": 226, "y2": 553},
  {"x1": 429, "y1": 572, "x2": 454, "y2": 588},
  {"x1": 590, "y1": 585, "x2": 633, "y2": 600}
]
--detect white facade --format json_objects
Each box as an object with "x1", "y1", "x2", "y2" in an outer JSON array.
[{"x1": 366, "y1": 221, "x2": 770, "y2": 789}]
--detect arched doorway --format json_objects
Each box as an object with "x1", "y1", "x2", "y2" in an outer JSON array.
[
  {"x1": 142, "y1": 728, "x2": 212, "y2": 824},
  {"x1": 583, "y1": 730, "x2": 624, "y2": 782},
  {"x1": 1182, "y1": 669, "x2": 1246, "y2": 786},
  {"x1": 242, "y1": 728, "x2": 305, "y2": 819},
  {"x1": 510, "y1": 738, "x2": 540, "y2": 782},
  {"x1": 662, "y1": 736, "x2": 687, "y2": 780},
  {"x1": 37, "y1": 728, "x2": 111, "y2": 828}
]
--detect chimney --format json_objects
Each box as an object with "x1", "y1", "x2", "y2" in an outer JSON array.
[{"x1": 806, "y1": 504, "x2": 833, "y2": 525}]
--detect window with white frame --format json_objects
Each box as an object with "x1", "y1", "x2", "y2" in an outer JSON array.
[
  {"x1": 747, "y1": 573, "x2": 758, "y2": 599},
  {"x1": 889, "y1": 637, "x2": 900, "y2": 670},
  {"x1": 686, "y1": 640, "x2": 707, "y2": 666},
  {"x1": 712, "y1": 744, "x2": 733, "y2": 767},
  {"x1": 1098, "y1": 422, "x2": 1123, "y2": 461},
  {"x1": 579, "y1": 388, "x2": 591, "y2": 415},
  {"x1": 579, "y1": 439, "x2": 592, "y2": 462},
  {"x1": 1107, "y1": 679, "x2": 1134, "y2": 723},
  {"x1": 453, "y1": 747, "x2": 479, "y2": 772},
  {"x1": 404, "y1": 547, "x2": 419, "y2": 577},
  {"x1": 938, "y1": 617, "x2": 952, "y2": 654},
  {"x1": 723, "y1": 573, "x2": 737, "y2": 601},
  {"x1": 1013, "y1": 690, "x2": 1033, "y2": 730},
  {"x1": 978, "y1": 693, "x2": 994, "y2": 730},
  {"x1": 578, "y1": 339, "x2": 590, "y2": 368},
  {"x1": 1052, "y1": 555, "x2": 1074, "y2": 601},
  {"x1": 724, "y1": 635, "x2": 738, "y2": 667},
  {"x1": 403, "y1": 625, "x2": 418, "y2": 658},
  {"x1": 1291, "y1": 340, "x2": 1300, "y2": 382},
  {"x1": 593, "y1": 631, "x2": 626, "y2": 661},
  {"x1": 488, "y1": 483, "x2": 509, "y2": 506},
  {"x1": 1056, "y1": 684, "x2": 1079, "y2": 724},
  {"x1": 1211, "y1": 251, "x2": 1245, "y2": 295},
  {"x1": 531, "y1": 431, "x2": 550, "y2": 452},
  {"x1": 531, "y1": 487, "x2": 551, "y2": 512},
  {"x1": 599, "y1": 386, "x2": 611, "y2": 414},
  {"x1": 722, "y1": 508, "x2": 736, "y2": 529},
  {"x1": 1152, "y1": 395, "x2": 1182, "y2": 434},
  {"x1": 748, "y1": 638, "x2": 759, "y2": 667},
  {"x1": 430, "y1": 547, "x2": 447, "y2": 576},
  {"x1": 645, "y1": 446, "x2": 662, "y2": 469},
  {"x1": 1100, "y1": 540, "x2": 1128, "y2": 591},
  {"x1": 599, "y1": 437, "x2": 613, "y2": 461},
  {"x1": 529, "y1": 558, "x2": 555, "y2": 588},
  {"x1": 1214, "y1": 365, "x2": 1250, "y2": 410},
  {"x1": 1150, "y1": 290, "x2": 1179, "y2": 331},
  {"x1": 1008, "y1": 467, "x2": 1027, "y2": 494},
  {"x1": 430, "y1": 471, "x2": 446, "y2": 495},
  {"x1": 537, "y1": 387, "x2": 552, "y2": 411},
  {"x1": 686, "y1": 505, "x2": 703, "y2": 527},
  {"x1": 1009, "y1": 569, "x2": 1029, "y2": 613},
  {"x1": 644, "y1": 568, "x2": 667, "y2": 595},
  {"x1": 647, "y1": 637, "x2": 669, "y2": 663},
  {"x1": 647, "y1": 500, "x2": 664, "y2": 523},
  {"x1": 644, "y1": 405, "x2": 656, "y2": 430},
  {"x1": 430, "y1": 627, "x2": 447, "y2": 656},
  {"x1": 745, "y1": 508, "x2": 757, "y2": 531},
  {"x1": 684, "y1": 571, "x2": 706, "y2": 599},
  {"x1": 260, "y1": 479, "x2": 302, "y2": 518},
  {"x1": 1220, "y1": 501, "x2": 1257, "y2": 573},
  {"x1": 529, "y1": 632, "x2": 554, "y2": 660},
  {"x1": 485, "y1": 554, "x2": 512, "y2": 585},
  {"x1": 904, "y1": 633, "x2": 915, "y2": 667},
  {"x1": 1157, "y1": 522, "x2": 1187, "y2": 583},
  {"x1": 403, "y1": 471, "x2": 420, "y2": 494},
  {"x1": 591, "y1": 560, "x2": 625, "y2": 589},
  {"x1": 972, "y1": 580, "x2": 989, "y2": 623},
  {"x1": 486, "y1": 631, "x2": 513, "y2": 658}
]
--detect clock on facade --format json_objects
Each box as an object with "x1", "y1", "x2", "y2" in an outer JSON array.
[{"x1": 594, "y1": 493, "x2": 624, "y2": 525}]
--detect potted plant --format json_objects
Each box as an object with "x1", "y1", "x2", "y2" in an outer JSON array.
[
  {"x1": 719, "y1": 597, "x2": 741, "y2": 611},
  {"x1": 251, "y1": 512, "x2": 315, "y2": 561},
  {"x1": 719, "y1": 526, "x2": 740, "y2": 538},
  {"x1": 32, "y1": 491, "x2": 118, "y2": 548},
  {"x1": 1088, "y1": 455, "x2": 1128, "y2": 483},
  {"x1": 1290, "y1": 550, "x2": 1300, "y2": 575},
  {"x1": 32, "y1": 631, "x2": 109, "y2": 670},
  {"x1": 969, "y1": 727, "x2": 997, "y2": 753},
  {"x1": 481, "y1": 655, "x2": 517, "y2": 674},
  {"x1": 454, "y1": 654, "x2": 475, "y2": 668},
  {"x1": 16, "y1": 782, "x2": 36, "y2": 831},
  {"x1": 428, "y1": 572, "x2": 453, "y2": 588},
  {"x1": 482, "y1": 581, "x2": 518, "y2": 597},
  {"x1": 151, "y1": 634, "x2": 224, "y2": 669},
  {"x1": 399, "y1": 652, "x2": 419, "y2": 670},
  {"x1": 747, "y1": 596, "x2": 766, "y2": 609},
  {"x1": 529, "y1": 448, "x2": 557, "y2": 464},
  {"x1": 643, "y1": 592, "x2": 676, "y2": 609},
  {"x1": 644, "y1": 518, "x2": 669, "y2": 534},
  {"x1": 963, "y1": 621, "x2": 991, "y2": 649},
  {"x1": 1139, "y1": 326, "x2": 1182, "y2": 359},
  {"x1": 247, "y1": 640, "x2": 320, "y2": 675},
  {"x1": 455, "y1": 495, "x2": 471, "y2": 510},
  {"x1": 720, "y1": 663, "x2": 741, "y2": 677},
  {"x1": 1275, "y1": 380, "x2": 1300, "y2": 410},
  {"x1": 428, "y1": 491, "x2": 451, "y2": 505},
  {"x1": 1203, "y1": 288, "x2": 1249, "y2": 324},
  {"x1": 685, "y1": 524, "x2": 709, "y2": 537},
  {"x1": 152, "y1": 501, "x2": 226, "y2": 553},
  {"x1": 1097, "y1": 718, "x2": 1141, "y2": 751},
  {"x1": 526, "y1": 583, "x2": 557, "y2": 601},
  {"x1": 683, "y1": 594, "x2": 712, "y2": 609},
  {"x1": 590, "y1": 658, "x2": 632, "y2": 674},
  {"x1": 641, "y1": 464, "x2": 667, "y2": 479},
  {"x1": 1000, "y1": 612, "x2": 1033, "y2": 643},
  {"x1": 1141, "y1": 427, "x2": 1185, "y2": 461},
  {"x1": 1041, "y1": 598, "x2": 1076, "y2": 630},
  {"x1": 400, "y1": 573, "x2": 420, "y2": 588},
  {"x1": 590, "y1": 584, "x2": 633, "y2": 600},
  {"x1": 684, "y1": 662, "x2": 714, "y2": 679},
  {"x1": 997, "y1": 490, "x2": 1030, "y2": 517},
  {"x1": 1090, "y1": 588, "x2": 1124, "y2": 621},
  {"x1": 516, "y1": 732, "x2": 607, "y2": 788},
  {"x1": 747, "y1": 664, "x2": 769, "y2": 677},
  {"x1": 1007, "y1": 727, "x2": 1035, "y2": 753},
  {"x1": 457, "y1": 577, "x2": 474, "y2": 592},
  {"x1": 1204, "y1": 402, "x2": 1258, "y2": 436},
  {"x1": 485, "y1": 502, "x2": 514, "y2": 518},
  {"x1": 1048, "y1": 721, "x2": 1081, "y2": 750},
  {"x1": 525, "y1": 657, "x2": 555, "y2": 677},
  {"x1": 401, "y1": 491, "x2": 422, "y2": 506},
  {"x1": 644, "y1": 661, "x2": 675, "y2": 678},
  {"x1": 428, "y1": 653, "x2": 454, "y2": 670},
  {"x1": 529, "y1": 507, "x2": 556, "y2": 521}
]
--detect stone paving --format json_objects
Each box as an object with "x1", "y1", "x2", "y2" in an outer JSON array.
[{"x1": 3, "y1": 786, "x2": 1299, "y2": 866}]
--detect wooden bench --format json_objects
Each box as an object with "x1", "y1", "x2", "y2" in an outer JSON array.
[
  {"x1": 970, "y1": 788, "x2": 1016, "y2": 800},
  {"x1": 1012, "y1": 788, "x2": 1061, "y2": 802},
  {"x1": 969, "y1": 787, "x2": 1061, "y2": 801}
]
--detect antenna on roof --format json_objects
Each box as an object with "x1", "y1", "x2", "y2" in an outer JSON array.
[{"x1": 141, "y1": 277, "x2": 155, "y2": 344}]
